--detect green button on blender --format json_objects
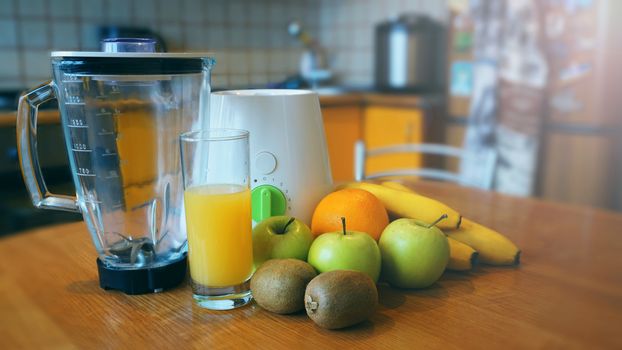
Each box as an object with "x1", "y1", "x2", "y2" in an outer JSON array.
[{"x1": 251, "y1": 185, "x2": 287, "y2": 222}]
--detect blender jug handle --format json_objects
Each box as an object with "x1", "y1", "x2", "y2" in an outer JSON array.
[{"x1": 16, "y1": 81, "x2": 80, "y2": 212}]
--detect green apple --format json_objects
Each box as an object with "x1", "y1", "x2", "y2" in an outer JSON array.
[
  {"x1": 252, "y1": 216, "x2": 314, "y2": 268},
  {"x1": 307, "y1": 218, "x2": 381, "y2": 282},
  {"x1": 379, "y1": 215, "x2": 450, "y2": 288}
]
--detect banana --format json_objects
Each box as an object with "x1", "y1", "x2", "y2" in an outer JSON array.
[
  {"x1": 380, "y1": 181, "x2": 414, "y2": 193},
  {"x1": 447, "y1": 218, "x2": 520, "y2": 265},
  {"x1": 380, "y1": 181, "x2": 521, "y2": 266},
  {"x1": 447, "y1": 237, "x2": 478, "y2": 271},
  {"x1": 338, "y1": 182, "x2": 462, "y2": 229}
]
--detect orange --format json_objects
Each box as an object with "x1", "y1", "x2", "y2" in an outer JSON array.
[{"x1": 311, "y1": 188, "x2": 389, "y2": 240}]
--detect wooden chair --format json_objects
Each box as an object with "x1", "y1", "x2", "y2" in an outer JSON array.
[{"x1": 353, "y1": 140, "x2": 497, "y2": 190}]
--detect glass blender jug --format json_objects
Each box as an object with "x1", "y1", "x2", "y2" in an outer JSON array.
[{"x1": 16, "y1": 39, "x2": 214, "y2": 294}]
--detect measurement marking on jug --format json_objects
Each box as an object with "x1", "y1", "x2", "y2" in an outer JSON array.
[
  {"x1": 98, "y1": 131, "x2": 114, "y2": 136},
  {"x1": 102, "y1": 152, "x2": 118, "y2": 157},
  {"x1": 71, "y1": 148, "x2": 92, "y2": 153},
  {"x1": 64, "y1": 102, "x2": 85, "y2": 106},
  {"x1": 84, "y1": 200, "x2": 102, "y2": 204},
  {"x1": 68, "y1": 125, "x2": 88, "y2": 129},
  {"x1": 76, "y1": 167, "x2": 95, "y2": 177}
]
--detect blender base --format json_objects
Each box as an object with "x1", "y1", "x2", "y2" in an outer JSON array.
[{"x1": 96, "y1": 254, "x2": 187, "y2": 295}]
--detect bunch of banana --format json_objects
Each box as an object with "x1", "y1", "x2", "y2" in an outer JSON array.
[
  {"x1": 337, "y1": 182, "x2": 462, "y2": 230},
  {"x1": 339, "y1": 181, "x2": 520, "y2": 271}
]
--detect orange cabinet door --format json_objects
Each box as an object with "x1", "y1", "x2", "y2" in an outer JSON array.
[
  {"x1": 364, "y1": 106, "x2": 423, "y2": 175},
  {"x1": 322, "y1": 106, "x2": 363, "y2": 182}
]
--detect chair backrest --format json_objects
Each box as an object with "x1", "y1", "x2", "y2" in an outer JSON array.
[{"x1": 354, "y1": 140, "x2": 497, "y2": 190}]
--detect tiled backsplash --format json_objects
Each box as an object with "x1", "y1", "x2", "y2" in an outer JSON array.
[{"x1": 0, "y1": 0, "x2": 446, "y2": 90}]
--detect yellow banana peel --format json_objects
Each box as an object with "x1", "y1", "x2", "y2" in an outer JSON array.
[
  {"x1": 447, "y1": 237, "x2": 478, "y2": 271},
  {"x1": 338, "y1": 182, "x2": 462, "y2": 229}
]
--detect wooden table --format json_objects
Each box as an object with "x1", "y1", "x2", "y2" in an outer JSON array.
[{"x1": 1, "y1": 181, "x2": 621, "y2": 349}]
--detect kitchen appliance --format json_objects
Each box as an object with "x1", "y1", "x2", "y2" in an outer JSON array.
[
  {"x1": 287, "y1": 21, "x2": 332, "y2": 88},
  {"x1": 209, "y1": 89, "x2": 333, "y2": 225},
  {"x1": 375, "y1": 14, "x2": 447, "y2": 92},
  {"x1": 16, "y1": 38, "x2": 214, "y2": 294}
]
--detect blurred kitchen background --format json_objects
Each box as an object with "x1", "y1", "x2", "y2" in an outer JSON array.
[{"x1": 1, "y1": 0, "x2": 621, "y2": 234}]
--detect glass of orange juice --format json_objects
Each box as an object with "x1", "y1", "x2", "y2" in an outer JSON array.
[{"x1": 180, "y1": 129, "x2": 253, "y2": 310}]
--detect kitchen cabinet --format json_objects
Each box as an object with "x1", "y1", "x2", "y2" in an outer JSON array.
[
  {"x1": 321, "y1": 104, "x2": 363, "y2": 182},
  {"x1": 320, "y1": 94, "x2": 443, "y2": 182},
  {"x1": 363, "y1": 106, "x2": 423, "y2": 175}
]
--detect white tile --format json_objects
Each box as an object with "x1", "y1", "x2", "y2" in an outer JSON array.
[
  {"x1": 184, "y1": 24, "x2": 209, "y2": 50},
  {"x1": 228, "y1": 0, "x2": 247, "y2": 26},
  {"x1": 286, "y1": 49, "x2": 301, "y2": 73},
  {"x1": 228, "y1": 27, "x2": 246, "y2": 49},
  {"x1": 18, "y1": 0, "x2": 46, "y2": 17},
  {"x1": 341, "y1": 72, "x2": 373, "y2": 87},
  {"x1": 106, "y1": 0, "x2": 131, "y2": 23},
  {"x1": 0, "y1": 0, "x2": 14, "y2": 16},
  {"x1": 228, "y1": 50, "x2": 249, "y2": 74},
  {"x1": 247, "y1": 25, "x2": 269, "y2": 48},
  {"x1": 301, "y1": 4, "x2": 320, "y2": 27},
  {"x1": 249, "y1": 73, "x2": 269, "y2": 85},
  {"x1": 49, "y1": 0, "x2": 77, "y2": 18},
  {"x1": 211, "y1": 74, "x2": 229, "y2": 89},
  {"x1": 0, "y1": 50, "x2": 20, "y2": 78},
  {"x1": 51, "y1": 21, "x2": 79, "y2": 50},
  {"x1": 23, "y1": 50, "x2": 52, "y2": 81},
  {"x1": 182, "y1": 0, "x2": 203, "y2": 23},
  {"x1": 247, "y1": 1, "x2": 268, "y2": 25},
  {"x1": 228, "y1": 74, "x2": 249, "y2": 87},
  {"x1": 268, "y1": 49, "x2": 287, "y2": 73},
  {"x1": 353, "y1": 25, "x2": 372, "y2": 49},
  {"x1": 205, "y1": 0, "x2": 226, "y2": 23},
  {"x1": 268, "y1": 2, "x2": 287, "y2": 26},
  {"x1": 133, "y1": 0, "x2": 157, "y2": 23},
  {"x1": 332, "y1": 50, "x2": 350, "y2": 72},
  {"x1": 211, "y1": 51, "x2": 229, "y2": 74},
  {"x1": 80, "y1": 23, "x2": 100, "y2": 50},
  {"x1": 0, "y1": 19, "x2": 17, "y2": 47},
  {"x1": 79, "y1": 0, "x2": 104, "y2": 19},
  {"x1": 158, "y1": 0, "x2": 181, "y2": 22},
  {"x1": 206, "y1": 24, "x2": 227, "y2": 49},
  {"x1": 248, "y1": 49, "x2": 268, "y2": 73},
  {"x1": 268, "y1": 24, "x2": 287, "y2": 48},
  {"x1": 19, "y1": 19, "x2": 49, "y2": 49}
]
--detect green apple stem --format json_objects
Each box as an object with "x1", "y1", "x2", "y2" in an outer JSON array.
[
  {"x1": 281, "y1": 217, "x2": 296, "y2": 234},
  {"x1": 427, "y1": 214, "x2": 448, "y2": 228},
  {"x1": 341, "y1": 217, "x2": 347, "y2": 236}
]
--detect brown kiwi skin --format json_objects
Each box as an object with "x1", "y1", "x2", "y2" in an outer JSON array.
[
  {"x1": 304, "y1": 270, "x2": 378, "y2": 330},
  {"x1": 250, "y1": 259, "x2": 317, "y2": 314}
]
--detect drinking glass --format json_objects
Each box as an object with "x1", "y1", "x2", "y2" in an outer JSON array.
[{"x1": 180, "y1": 129, "x2": 253, "y2": 310}]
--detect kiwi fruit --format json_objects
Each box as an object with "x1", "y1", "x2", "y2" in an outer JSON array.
[
  {"x1": 250, "y1": 259, "x2": 317, "y2": 314},
  {"x1": 304, "y1": 270, "x2": 378, "y2": 330}
]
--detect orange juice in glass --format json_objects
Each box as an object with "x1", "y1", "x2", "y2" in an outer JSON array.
[{"x1": 180, "y1": 129, "x2": 253, "y2": 310}]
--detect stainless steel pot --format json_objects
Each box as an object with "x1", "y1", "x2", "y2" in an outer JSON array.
[{"x1": 375, "y1": 14, "x2": 446, "y2": 92}]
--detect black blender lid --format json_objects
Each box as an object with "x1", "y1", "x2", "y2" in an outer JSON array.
[{"x1": 50, "y1": 51, "x2": 215, "y2": 75}]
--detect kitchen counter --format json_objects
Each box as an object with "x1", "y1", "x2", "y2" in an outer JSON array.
[
  {"x1": 0, "y1": 91, "x2": 439, "y2": 127},
  {"x1": 1, "y1": 180, "x2": 621, "y2": 348}
]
